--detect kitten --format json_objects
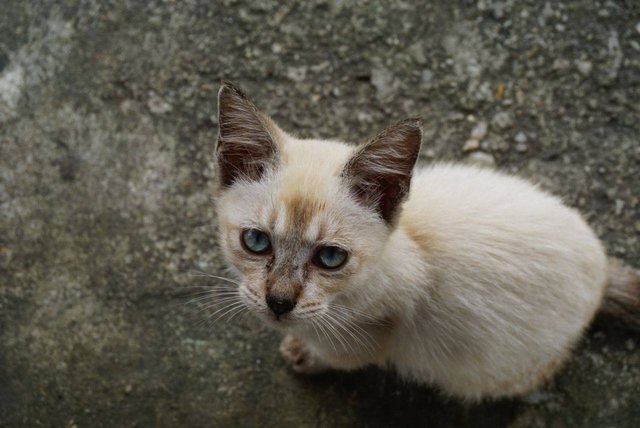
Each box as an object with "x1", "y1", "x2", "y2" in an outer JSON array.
[{"x1": 212, "y1": 82, "x2": 639, "y2": 400}]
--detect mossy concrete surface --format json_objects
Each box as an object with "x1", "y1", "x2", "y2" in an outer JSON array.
[{"x1": 1, "y1": 1, "x2": 639, "y2": 427}]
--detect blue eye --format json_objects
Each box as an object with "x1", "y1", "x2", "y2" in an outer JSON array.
[
  {"x1": 313, "y1": 246, "x2": 348, "y2": 270},
  {"x1": 241, "y1": 229, "x2": 272, "y2": 254}
]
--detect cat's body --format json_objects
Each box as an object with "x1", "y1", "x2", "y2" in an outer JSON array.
[{"x1": 213, "y1": 83, "x2": 639, "y2": 400}]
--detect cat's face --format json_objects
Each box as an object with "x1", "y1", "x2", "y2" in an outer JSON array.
[
  {"x1": 213, "y1": 83, "x2": 421, "y2": 330},
  {"x1": 217, "y1": 158, "x2": 387, "y2": 328}
]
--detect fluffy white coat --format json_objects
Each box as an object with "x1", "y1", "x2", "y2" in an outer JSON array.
[{"x1": 214, "y1": 83, "x2": 613, "y2": 401}]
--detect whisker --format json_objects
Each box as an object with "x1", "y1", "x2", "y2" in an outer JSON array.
[
  {"x1": 295, "y1": 308, "x2": 323, "y2": 318},
  {"x1": 331, "y1": 302, "x2": 378, "y2": 319},
  {"x1": 330, "y1": 303, "x2": 384, "y2": 325},
  {"x1": 226, "y1": 305, "x2": 249, "y2": 323},
  {"x1": 183, "y1": 284, "x2": 238, "y2": 293},
  {"x1": 313, "y1": 318, "x2": 337, "y2": 353},
  {"x1": 309, "y1": 319, "x2": 322, "y2": 343},
  {"x1": 239, "y1": 287, "x2": 262, "y2": 305},
  {"x1": 213, "y1": 301, "x2": 248, "y2": 323},
  {"x1": 183, "y1": 292, "x2": 221, "y2": 306},
  {"x1": 345, "y1": 321, "x2": 376, "y2": 350},
  {"x1": 328, "y1": 309, "x2": 377, "y2": 355},
  {"x1": 334, "y1": 314, "x2": 369, "y2": 350},
  {"x1": 172, "y1": 282, "x2": 236, "y2": 289},
  {"x1": 330, "y1": 309, "x2": 375, "y2": 340},
  {"x1": 190, "y1": 290, "x2": 239, "y2": 302},
  {"x1": 198, "y1": 296, "x2": 242, "y2": 321},
  {"x1": 195, "y1": 289, "x2": 242, "y2": 299},
  {"x1": 178, "y1": 283, "x2": 238, "y2": 296},
  {"x1": 321, "y1": 313, "x2": 352, "y2": 353},
  {"x1": 188, "y1": 271, "x2": 240, "y2": 285},
  {"x1": 194, "y1": 296, "x2": 242, "y2": 312},
  {"x1": 298, "y1": 302, "x2": 322, "y2": 310},
  {"x1": 182, "y1": 294, "x2": 215, "y2": 305},
  {"x1": 206, "y1": 301, "x2": 246, "y2": 326}
]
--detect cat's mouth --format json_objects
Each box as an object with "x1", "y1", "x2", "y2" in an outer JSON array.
[
  {"x1": 260, "y1": 309, "x2": 322, "y2": 330},
  {"x1": 239, "y1": 286, "x2": 326, "y2": 328},
  {"x1": 261, "y1": 313, "x2": 297, "y2": 330}
]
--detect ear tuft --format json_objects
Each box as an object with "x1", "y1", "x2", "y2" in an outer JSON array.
[
  {"x1": 216, "y1": 82, "x2": 278, "y2": 187},
  {"x1": 341, "y1": 118, "x2": 422, "y2": 224}
]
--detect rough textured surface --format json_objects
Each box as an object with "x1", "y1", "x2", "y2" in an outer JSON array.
[{"x1": 1, "y1": 1, "x2": 639, "y2": 426}]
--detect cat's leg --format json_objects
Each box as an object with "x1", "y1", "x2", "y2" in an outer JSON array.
[{"x1": 279, "y1": 334, "x2": 331, "y2": 374}]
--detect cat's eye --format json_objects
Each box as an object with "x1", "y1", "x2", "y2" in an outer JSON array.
[
  {"x1": 241, "y1": 228, "x2": 272, "y2": 255},
  {"x1": 313, "y1": 246, "x2": 348, "y2": 270}
]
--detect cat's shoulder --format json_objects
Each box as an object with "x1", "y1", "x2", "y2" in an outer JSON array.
[
  {"x1": 405, "y1": 161, "x2": 567, "y2": 219},
  {"x1": 412, "y1": 162, "x2": 540, "y2": 194}
]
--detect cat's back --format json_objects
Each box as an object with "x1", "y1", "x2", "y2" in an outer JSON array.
[
  {"x1": 405, "y1": 162, "x2": 563, "y2": 222},
  {"x1": 400, "y1": 162, "x2": 606, "y2": 285},
  {"x1": 394, "y1": 163, "x2": 607, "y2": 398},
  {"x1": 400, "y1": 163, "x2": 602, "y2": 262}
]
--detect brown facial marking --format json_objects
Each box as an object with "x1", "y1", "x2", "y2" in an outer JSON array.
[
  {"x1": 288, "y1": 266, "x2": 299, "y2": 279},
  {"x1": 299, "y1": 302, "x2": 319, "y2": 309},
  {"x1": 267, "y1": 276, "x2": 303, "y2": 301},
  {"x1": 302, "y1": 264, "x2": 310, "y2": 283},
  {"x1": 264, "y1": 240, "x2": 306, "y2": 303},
  {"x1": 264, "y1": 276, "x2": 273, "y2": 293},
  {"x1": 283, "y1": 194, "x2": 326, "y2": 233},
  {"x1": 266, "y1": 255, "x2": 275, "y2": 272},
  {"x1": 247, "y1": 287, "x2": 260, "y2": 299}
]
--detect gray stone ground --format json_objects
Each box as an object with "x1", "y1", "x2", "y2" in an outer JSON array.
[{"x1": 1, "y1": 0, "x2": 639, "y2": 426}]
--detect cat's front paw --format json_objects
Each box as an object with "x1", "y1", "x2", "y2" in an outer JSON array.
[{"x1": 279, "y1": 334, "x2": 329, "y2": 374}]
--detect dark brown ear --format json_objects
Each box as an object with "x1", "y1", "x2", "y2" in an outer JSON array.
[
  {"x1": 216, "y1": 82, "x2": 278, "y2": 187},
  {"x1": 341, "y1": 118, "x2": 422, "y2": 224}
]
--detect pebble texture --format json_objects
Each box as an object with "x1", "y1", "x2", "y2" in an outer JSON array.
[{"x1": 1, "y1": 1, "x2": 639, "y2": 427}]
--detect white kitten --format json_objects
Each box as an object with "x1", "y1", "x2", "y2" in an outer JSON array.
[{"x1": 212, "y1": 82, "x2": 639, "y2": 400}]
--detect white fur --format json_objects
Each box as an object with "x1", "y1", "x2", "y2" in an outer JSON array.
[
  {"x1": 386, "y1": 164, "x2": 606, "y2": 399},
  {"x1": 216, "y1": 122, "x2": 607, "y2": 401}
]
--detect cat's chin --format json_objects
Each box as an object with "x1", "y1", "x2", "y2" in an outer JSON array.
[
  {"x1": 257, "y1": 314, "x2": 313, "y2": 332},
  {"x1": 267, "y1": 320, "x2": 301, "y2": 333}
]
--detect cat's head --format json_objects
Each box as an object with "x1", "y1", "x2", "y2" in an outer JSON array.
[{"x1": 214, "y1": 82, "x2": 421, "y2": 329}]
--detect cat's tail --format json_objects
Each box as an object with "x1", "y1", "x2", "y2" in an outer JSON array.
[{"x1": 599, "y1": 257, "x2": 640, "y2": 328}]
